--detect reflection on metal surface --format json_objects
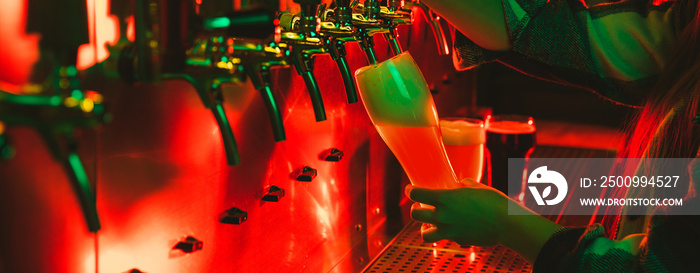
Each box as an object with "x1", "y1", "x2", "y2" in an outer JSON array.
[{"x1": 364, "y1": 222, "x2": 532, "y2": 273}]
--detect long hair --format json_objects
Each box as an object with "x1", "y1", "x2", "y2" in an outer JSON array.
[{"x1": 602, "y1": 2, "x2": 700, "y2": 239}]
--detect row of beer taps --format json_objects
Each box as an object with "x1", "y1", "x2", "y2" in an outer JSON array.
[
  {"x1": 0, "y1": 0, "x2": 450, "y2": 232},
  {"x1": 184, "y1": 0, "x2": 450, "y2": 164}
]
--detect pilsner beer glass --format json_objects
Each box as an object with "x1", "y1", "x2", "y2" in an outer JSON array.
[
  {"x1": 440, "y1": 118, "x2": 485, "y2": 182},
  {"x1": 485, "y1": 115, "x2": 536, "y2": 197},
  {"x1": 355, "y1": 52, "x2": 459, "y2": 190}
]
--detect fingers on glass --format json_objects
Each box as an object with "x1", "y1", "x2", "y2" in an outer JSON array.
[
  {"x1": 410, "y1": 202, "x2": 437, "y2": 223},
  {"x1": 407, "y1": 187, "x2": 442, "y2": 205},
  {"x1": 459, "y1": 178, "x2": 479, "y2": 187},
  {"x1": 421, "y1": 223, "x2": 445, "y2": 243}
]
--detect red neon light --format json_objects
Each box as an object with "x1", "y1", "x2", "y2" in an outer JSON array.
[
  {"x1": 0, "y1": 0, "x2": 39, "y2": 85},
  {"x1": 77, "y1": 0, "x2": 119, "y2": 70}
]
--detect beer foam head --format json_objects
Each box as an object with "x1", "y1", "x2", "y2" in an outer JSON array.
[
  {"x1": 486, "y1": 120, "x2": 536, "y2": 134},
  {"x1": 440, "y1": 119, "x2": 486, "y2": 145},
  {"x1": 355, "y1": 52, "x2": 438, "y2": 127}
]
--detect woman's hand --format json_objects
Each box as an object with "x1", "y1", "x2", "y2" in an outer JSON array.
[
  {"x1": 406, "y1": 178, "x2": 510, "y2": 246},
  {"x1": 406, "y1": 179, "x2": 562, "y2": 263}
]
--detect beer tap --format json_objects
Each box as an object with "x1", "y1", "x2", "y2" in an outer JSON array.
[
  {"x1": 377, "y1": 0, "x2": 412, "y2": 55},
  {"x1": 316, "y1": 1, "x2": 361, "y2": 103},
  {"x1": 231, "y1": 40, "x2": 290, "y2": 141},
  {"x1": 163, "y1": 35, "x2": 248, "y2": 166},
  {"x1": 201, "y1": 9, "x2": 289, "y2": 142},
  {"x1": 111, "y1": 0, "x2": 247, "y2": 166},
  {"x1": 403, "y1": 0, "x2": 450, "y2": 55},
  {"x1": 278, "y1": 0, "x2": 328, "y2": 122},
  {"x1": 0, "y1": 89, "x2": 107, "y2": 232},
  {"x1": 349, "y1": 3, "x2": 382, "y2": 64},
  {"x1": 2, "y1": 0, "x2": 106, "y2": 232},
  {"x1": 350, "y1": 0, "x2": 406, "y2": 64}
]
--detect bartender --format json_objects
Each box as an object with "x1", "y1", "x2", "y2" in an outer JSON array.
[{"x1": 405, "y1": 0, "x2": 700, "y2": 272}]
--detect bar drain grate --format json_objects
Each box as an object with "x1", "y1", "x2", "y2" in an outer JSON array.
[{"x1": 364, "y1": 222, "x2": 531, "y2": 273}]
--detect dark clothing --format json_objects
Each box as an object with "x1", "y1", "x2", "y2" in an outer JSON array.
[{"x1": 453, "y1": 0, "x2": 697, "y2": 106}]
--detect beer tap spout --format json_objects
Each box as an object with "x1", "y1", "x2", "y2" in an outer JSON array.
[
  {"x1": 404, "y1": 0, "x2": 450, "y2": 55},
  {"x1": 280, "y1": 0, "x2": 329, "y2": 122},
  {"x1": 0, "y1": 89, "x2": 107, "y2": 232}
]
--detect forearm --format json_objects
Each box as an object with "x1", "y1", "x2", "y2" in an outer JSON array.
[
  {"x1": 499, "y1": 200, "x2": 562, "y2": 263},
  {"x1": 419, "y1": 0, "x2": 510, "y2": 51}
]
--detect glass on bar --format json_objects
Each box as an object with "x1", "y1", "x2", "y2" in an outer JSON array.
[
  {"x1": 355, "y1": 52, "x2": 459, "y2": 190},
  {"x1": 485, "y1": 114, "x2": 536, "y2": 198},
  {"x1": 440, "y1": 117, "x2": 485, "y2": 183}
]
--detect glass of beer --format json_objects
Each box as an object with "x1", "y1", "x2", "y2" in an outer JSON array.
[
  {"x1": 355, "y1": 52, "x2": 459, "y2": 190},
  {"x1": 485, "y1": 115, "x2": 536, "y2": 197},
  {"x1": 440, "y1": 118, "x2": 485, "y2": 182}
]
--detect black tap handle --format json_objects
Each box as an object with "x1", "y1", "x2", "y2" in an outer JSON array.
[{"x1": 293, "y1": 0, "x2": 322, "y2": 5}]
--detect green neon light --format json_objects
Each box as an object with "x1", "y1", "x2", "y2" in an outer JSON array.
[
  {"x1": 204, "y1": 14, "x2": 272, "y2": 30},
  {"x1": 71, "y1": 90, "x2": 83, "y2": 100},
  {"x1": 186, "y1": 58, "x2": 212, "y2": 66},
  {"x1": 93, "y1": 104, "x2": 104, "y2": 115},
  {"x1": 229, "y1": 14, "x2": 271, "y2": 25},
  {"x1": 3, "y1": 94, "x2": 62, "y2": 106},
  {"x1": 66, "y1": 66, "x2": 78, "y2": 77},
  {"x1": 204, "y1": 17, "x2": 231, "y2": 29}
]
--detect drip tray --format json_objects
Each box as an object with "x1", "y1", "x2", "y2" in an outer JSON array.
[{"x1": 364, "y1": 222, "x2": 532, "y2": 273}]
